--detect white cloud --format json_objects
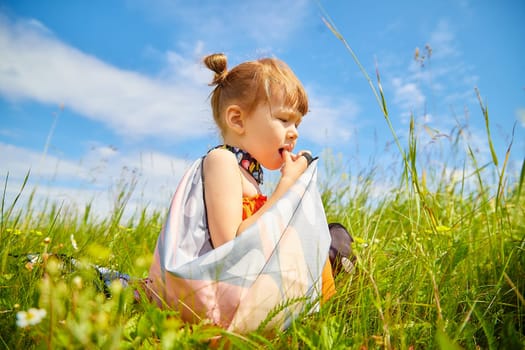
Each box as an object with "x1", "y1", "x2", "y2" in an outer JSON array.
[
  {"x1": 428, "y1": 20, "x2": 459, "y2": 59},
  {"x1": 1, "y1": 142, "x2": 192, "y2": 218},
  {"x1": 386, "y1": 18, "x2": 481, "y2": 127},
  {"x1": 391, "y1": 77, "x2": 426, "y2": 118},
  {"x1": 234, "y1": 0, "x2": 310, "y2": 44},
  {"x1": 0, "y1": 12, "x2": 347, "y2": 149},
  {"x1": 301, "y1": 89, "x2": 359, "y2": 146},
  {"x1": 0, "y1": 15, "x2": 213, "y2": 140},
  {"x1": 161, "y1": 43, "x2": 210, "y2": 85},
  {"x1": 0, "y1": 142, "x2": 87, "y2": 182},
  {"x1": 128, "y1": 0, "x2": 310, "y2": 47}
]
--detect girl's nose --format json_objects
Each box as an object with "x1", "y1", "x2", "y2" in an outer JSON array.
[{"x1": 287, "y1": 125, "x2": 298, "y2": 140}]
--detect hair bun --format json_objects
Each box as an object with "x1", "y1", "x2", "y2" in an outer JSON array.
[{"x1": 204, "y1": 53, "x2": 228, "y2": 86}]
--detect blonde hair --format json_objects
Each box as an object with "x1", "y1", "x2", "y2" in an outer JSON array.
[{"x1": 203, "y1": 53, "x2": 308, "y2": 135}]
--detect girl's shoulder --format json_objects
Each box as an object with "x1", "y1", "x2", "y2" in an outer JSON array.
[
  {"x1": 203, "y1": 147, "x2": 239, "y2": 178},
  {"x1": 205, "y1": 147, "x2": 237, "y2": 164},
  {"x1": 204, "y1": 145, "x2": 260, "y2": 197}
]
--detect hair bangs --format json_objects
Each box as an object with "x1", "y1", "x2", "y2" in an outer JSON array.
[{"x1": 260, "y1": 59, "x2": 309, "y2": 116}]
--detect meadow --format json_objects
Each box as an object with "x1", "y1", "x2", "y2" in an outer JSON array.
[{"x1": 1, "y1": 19, "x2": 524, "y2": 350}]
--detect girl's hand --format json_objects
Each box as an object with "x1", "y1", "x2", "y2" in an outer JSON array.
[
  {"x1": 236, "y1": 149, "x2": 313, "y2": 237},
  {"x1": 280, "y1": 149, "x2": 310, "y2": 184}
]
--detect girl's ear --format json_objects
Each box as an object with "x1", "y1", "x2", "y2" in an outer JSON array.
[{"x1": 225, "y1": 105, "x2": 245, "y2": 135}]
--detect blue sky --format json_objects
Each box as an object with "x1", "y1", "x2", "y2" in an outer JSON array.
[{"x1": 1, "y1": 0, "x2": 524, "y2": 217}]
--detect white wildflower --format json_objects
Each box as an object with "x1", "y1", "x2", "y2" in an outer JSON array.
[
  {"x1": 70, "y1": 234, "x2": 78, "y2": 250},
  {"x1": 72, "y1": 275, "x2": 83, "y2": 289},
  {"x1": 16, "y1": 308, "x2": 47, "y2": 327}
]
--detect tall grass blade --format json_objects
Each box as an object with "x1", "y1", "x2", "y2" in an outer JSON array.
[
  {"x1": 471, "y1": 302, "x2": 497, "y2": 350},
  {"x1": 518, "y1": 157, "x2": 525, "y2": 200},
  {"x1": 466, "y1": 146, "x2": 487, "y2": 199},
  {"x1": 319, "y1": 13, "x2": 385, "y2": 116},
  {"x1": 1, "y1": 172, "x2": 7, "y2": 234},
  {"x1": 503, "y1": 271, "x2": 525, "y2": 305},
  {"x1": 475, "y1": 87, "x2": 498, "y2": 167},
  {"x1": 375, "y1": 63, "x2": 389, "y2": 118},
  {"x1": 1, "y1": 170, "x2": 31, "y2": 233}
]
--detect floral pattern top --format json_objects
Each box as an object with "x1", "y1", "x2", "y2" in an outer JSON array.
[{"x1": 242, "y1": 194, "x2": 267, "y2": 220}]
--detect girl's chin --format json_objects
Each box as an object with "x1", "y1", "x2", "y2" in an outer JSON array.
[
  {"x1": 263, "y1": 158, "x2": 284, "y2": 171},
  {"x1": 265, "y1": 163, "x2": 283, "y2": 171}
]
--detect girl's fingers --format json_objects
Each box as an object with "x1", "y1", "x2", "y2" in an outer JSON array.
[
  {"x1": 295, "y1": 150, "x2": 312, "y2": 164},
  {"x1": 297, "y1": 150, "x2": 311, "y2": 156},
  {"x1": 281, "y1": 149, "x2": 311, "y2": 178},
  {"x1": 281, "y1": 149, "x2": 292, "y2": 162}
]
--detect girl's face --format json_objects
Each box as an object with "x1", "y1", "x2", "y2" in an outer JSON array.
[{"x1": 242, "y1": 95, "x2": 302, "y2": 170}]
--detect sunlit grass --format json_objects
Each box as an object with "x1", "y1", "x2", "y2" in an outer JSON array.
[{"x1": 1, "y1": 100, "x2": 523, "y2": 348}]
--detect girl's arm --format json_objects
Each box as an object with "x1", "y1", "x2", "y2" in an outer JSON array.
[
  {"x1": 203, "y1": 148, "x2": 244, "y2": 248},
  {"x1": 204, "y1": 149, "x2": 308, "y2": 248},
  {"x1": 236, "y1": 150, "x2": 308, "y2": 234}
]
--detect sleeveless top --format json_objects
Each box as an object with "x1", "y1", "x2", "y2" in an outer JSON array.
[{"x1": 242, "y1": 194, "x2": 267, "y2": 220}]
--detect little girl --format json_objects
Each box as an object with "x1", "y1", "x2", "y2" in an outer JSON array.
[
  {"x1": 201, "y1": 53, "x2": 314, "y2": 250},
  {"x1": 146, "y1": 53, "x2": 350, "y2": 333}
]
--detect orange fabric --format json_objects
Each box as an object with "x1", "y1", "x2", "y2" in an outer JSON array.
[
  {"x1": 243, "y1": 194, "x2": 335, "y2": 301},
  {"x1": 321, "y1": 259, "x2": 336, "y2": 303},
  {"x1": 242, "y1": 194, "x2": 267, "y2": 220}
]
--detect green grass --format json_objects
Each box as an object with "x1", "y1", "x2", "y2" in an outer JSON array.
[
  {"x1": 1, "y1": 107, "x2": 523, "y2": 349},
  {"x1": 1, "y1": 15, "x2": 524, "y2": 349}
]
